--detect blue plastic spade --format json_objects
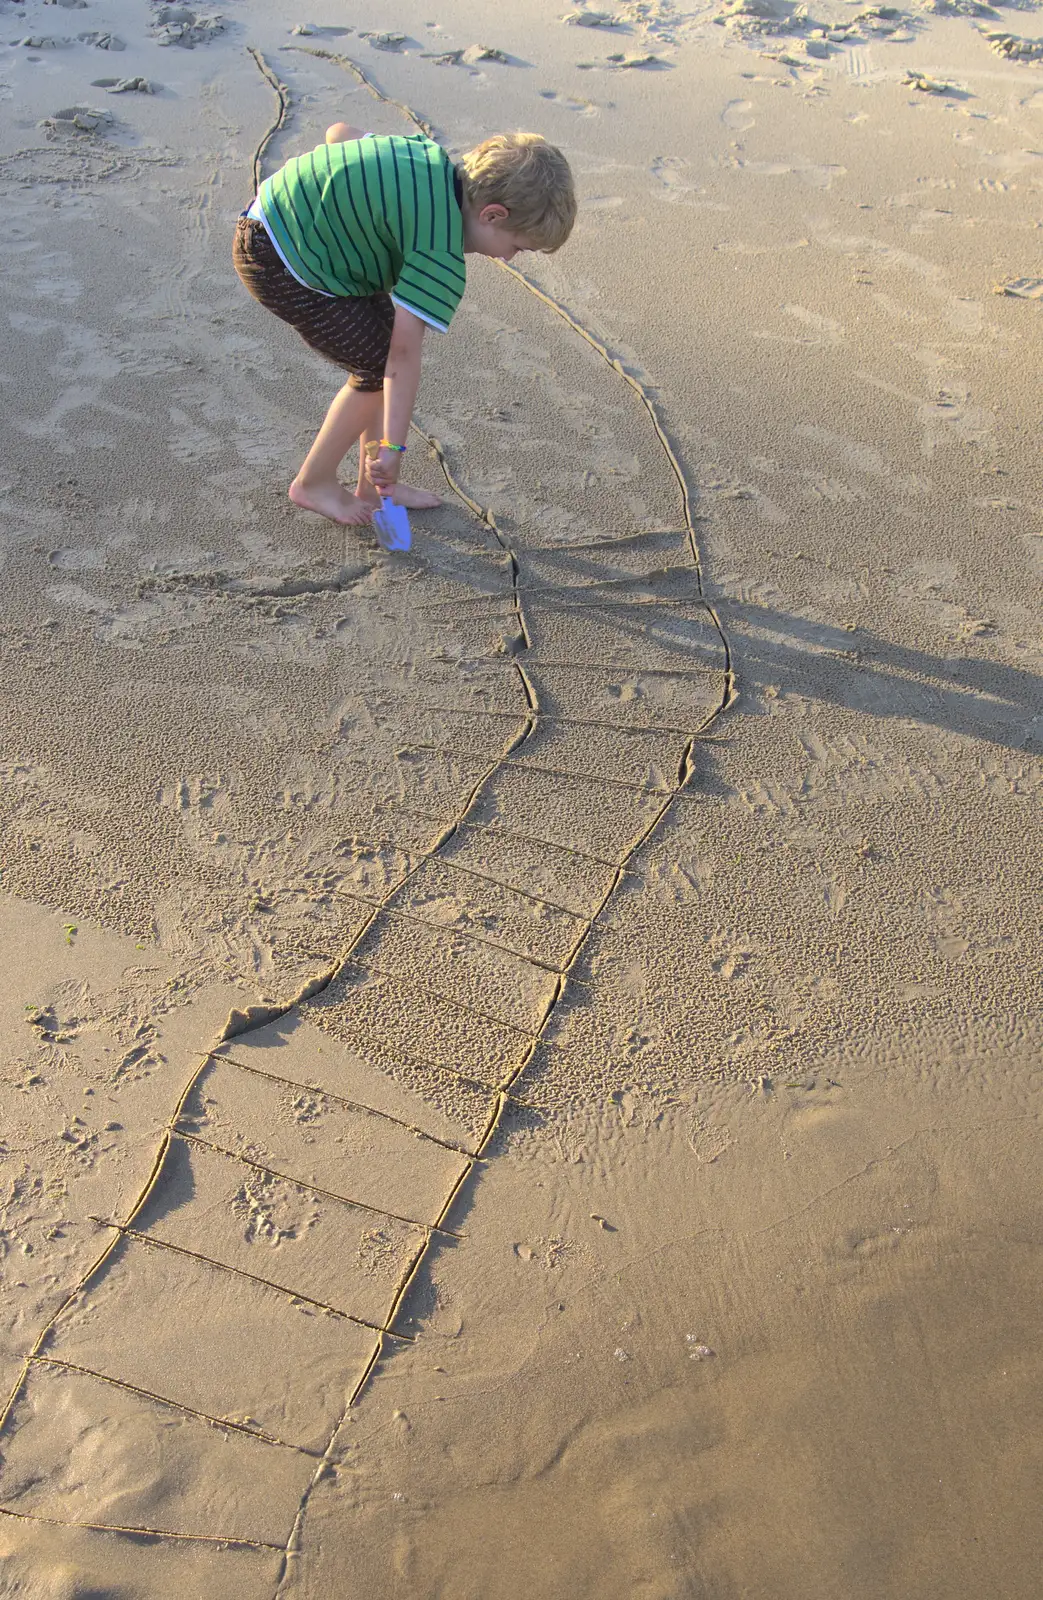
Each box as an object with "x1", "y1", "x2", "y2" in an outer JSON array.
[{"x1": 371, "y1": 492, "x2": 412, "y2": 553}]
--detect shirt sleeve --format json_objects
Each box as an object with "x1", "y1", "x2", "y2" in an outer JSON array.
[{"x1": 393, "y1": 249, "x2": 466, "y2": 333}]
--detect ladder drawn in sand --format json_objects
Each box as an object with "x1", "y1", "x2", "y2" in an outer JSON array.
[{"x1": 0, "y1": 50, "x2": 734, "y2": 1585}]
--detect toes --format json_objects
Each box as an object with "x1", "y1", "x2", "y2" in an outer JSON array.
[{"x1": 288, "y1": 482, "x2": 374, "y2": 525}]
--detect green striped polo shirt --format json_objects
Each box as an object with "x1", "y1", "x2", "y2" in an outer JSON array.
[{"x1": 257, "y1": 134, "x2": 466, "y2": 333}]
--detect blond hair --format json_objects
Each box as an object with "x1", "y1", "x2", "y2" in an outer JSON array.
[{"x1": 459, "y1": 132, "x2": 576, "y2": 252}]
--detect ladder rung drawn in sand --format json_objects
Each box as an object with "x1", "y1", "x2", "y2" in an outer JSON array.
[{"x1": 0, "y1": 48, "x2": 735, "y2": 1588}]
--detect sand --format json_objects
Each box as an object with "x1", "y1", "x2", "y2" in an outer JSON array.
[{"x1": 0, "y1": 0, "x2": 1041, "y2": 1592}]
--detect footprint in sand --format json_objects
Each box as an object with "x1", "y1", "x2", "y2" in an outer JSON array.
[
  {"x1": 721, "y1": 98, "x2": 755, "y2": 132},
  {"x1": 689, "y1": 1118, "x2": 733, "y2": 1164},
  {"x1": 538, "y1": 87, "x2": 601, "y2": 114},
  {"x1": 777, "y1": 303, "x2": 845, "y2": 346},
  {"x1": 41, "y1": 105, "x2": 116, "y2": 135},
  {"x1": 91, "y1": 76, "x2": 156, "y2": 93},
  {"x1": 290, "y1": 23, "x2": 355, "y2": 37},
  {"x1": 15, "y1": 34, "x2": 75, "y2": 48},
  {"x1": 649, "y1": 155, "x2": 729, "y2": 210},
  {"x1": 734, "y1": 155, "x2": 846, "y2": 190},
  {"x1": 78, "y1": 31, "x2": 126, "y2": 50},
  {"x1": 150, "y1": 8, "x2": 226, "y2": 48},
  {"x1": 650, "y1": 153, "x2": 704, "y2": 201},
  {"x1": 426, "y1": 43, "x2": 512, "y2": 67},
  {"x1": 709, "y1": 941, "x2": 754, "y2": 980},
  {"x1": 360, "y1": 31, "x2": 408, "y2": 52},
  {"x1": 562, "y1": 9, "x2": 626, "y2": 28},
  {"x1": 984, "y1": 31, "x2": 1043, "y2": 63},
  {"x1": 810, "y1": 477, "x2": 862, "y2": 503}
]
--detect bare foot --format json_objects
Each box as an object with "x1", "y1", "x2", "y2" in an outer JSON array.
[
  {"x1": 289, "y1": 478, "x2": 374, "y2": 525},
  {"x1": 391, "y1": 482, "x2": 442, "y2": 510},
  {"x1": 358, "y1": 482, "x2": 443, "y2": 511}
]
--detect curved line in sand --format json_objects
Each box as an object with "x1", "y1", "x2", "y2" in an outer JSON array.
[
  {"x1": 0, "y1": 46, "x2": 738, "y2": 1573},
  {"x1": 263, "y1": 48, "x2": 738, "y2": 1589}
]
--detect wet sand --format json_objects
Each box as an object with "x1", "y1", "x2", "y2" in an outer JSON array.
[{"x1": 1, "y1": 0, "x2": 1042, "y2": 1593}]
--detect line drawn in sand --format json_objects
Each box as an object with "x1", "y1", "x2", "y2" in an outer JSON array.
[{"x1": 0, "y1": 47, "x2": 734, "y2": 1586}]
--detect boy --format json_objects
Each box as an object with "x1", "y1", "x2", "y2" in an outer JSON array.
[{"x1": 234, "y1": 125, "x2": 576, "y2": 526}]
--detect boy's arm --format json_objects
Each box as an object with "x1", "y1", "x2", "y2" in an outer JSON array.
[{"x1": 368, "y1": 305, "x2": 426, "y2": 488}]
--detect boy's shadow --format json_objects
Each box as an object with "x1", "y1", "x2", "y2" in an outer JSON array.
[
  {"x1": 421, "y1": 523, "x2": 1043, "y2": 757},
  {"x1": 725, "y1": 604, "x2": 1043, "y2": 754}
]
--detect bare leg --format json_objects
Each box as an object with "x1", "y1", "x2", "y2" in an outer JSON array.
[
  {"x1": 354, "y1": 414, "x2": 443, "y2": 511},
  {"x1": 326, "y1": 121, "x2": 366, "y2": 144},
  {"x1": 288, "y1": 383, "x2": 380, "y2": 525}
]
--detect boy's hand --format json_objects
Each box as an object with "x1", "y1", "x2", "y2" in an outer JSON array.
[{"x1": 365, "y1": 444, "x2": 403, "y2": 490}]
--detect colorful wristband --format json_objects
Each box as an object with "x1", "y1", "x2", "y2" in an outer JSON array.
[{"x1": 380, "y1": 440, "x2": 407, "y2": 453}]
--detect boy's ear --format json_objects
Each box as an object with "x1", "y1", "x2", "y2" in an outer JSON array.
[{"x1": 479, "y1": 202, "x2": 510, "y2": 226}]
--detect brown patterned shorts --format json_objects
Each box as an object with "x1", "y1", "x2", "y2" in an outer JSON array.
[{"x1": 233, "y1": 214, "x2": 394, "y2": 392}]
